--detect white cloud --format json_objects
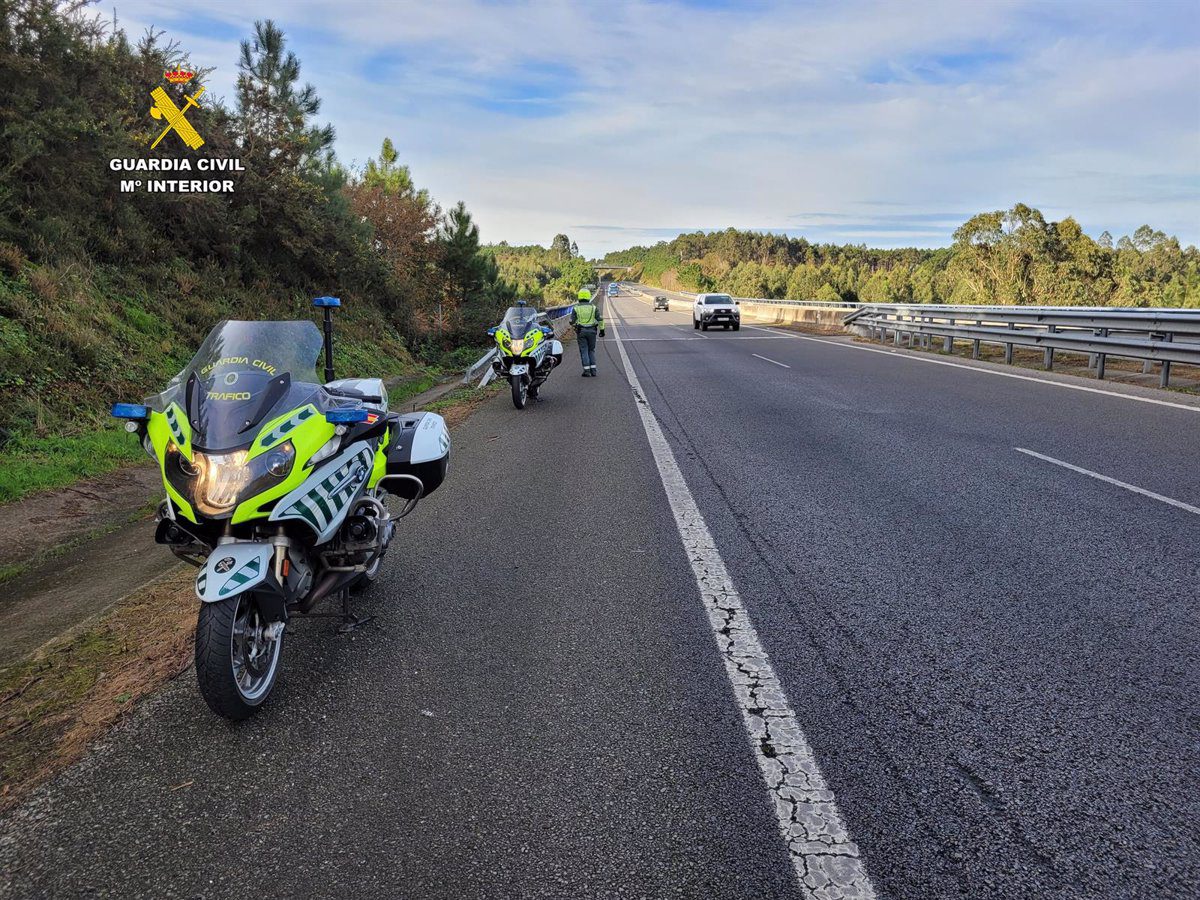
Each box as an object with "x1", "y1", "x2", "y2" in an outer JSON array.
[{"x1": 113, "y1": 0, "x2": 1200, "y2": 252}]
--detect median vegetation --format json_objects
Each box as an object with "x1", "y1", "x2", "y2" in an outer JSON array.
[{"x1": 605, "y1": 205, "x2": 1200, "y2": 307}]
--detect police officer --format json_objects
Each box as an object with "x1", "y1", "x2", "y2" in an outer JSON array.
[{"x1": 570, "y1": 288, "x2": 605, "y2": 377}]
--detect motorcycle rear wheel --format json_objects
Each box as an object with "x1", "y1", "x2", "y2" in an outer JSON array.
[
  {"x1": 195, "y1": 593, "x2": 283, "y2": 720},
  {"x1": 511, "y1": 376, "x2": 528, "y2": 409}
]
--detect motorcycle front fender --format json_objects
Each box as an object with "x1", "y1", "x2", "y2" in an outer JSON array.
[{"x1": 196, "y1": 543, "x2": 277, "y2": 603}]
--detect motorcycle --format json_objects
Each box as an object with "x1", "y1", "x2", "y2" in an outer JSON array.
[
  {"x1": 488, "y1": 301, "x2": 563, "y2": 409},
  {"x1": 112, "y1": 297, "x2": 450, "y2": 720}
]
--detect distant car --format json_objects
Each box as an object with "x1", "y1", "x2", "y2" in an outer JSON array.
[
  {"x1": 653, "y1": 295, "x2": 669, "y2": 311},
  {"x1": 693, "y1": 293, "x2": 740, "y2": 331},
  {"x1": 607, "y1": 283, "x2": 619, "y2": 297}
]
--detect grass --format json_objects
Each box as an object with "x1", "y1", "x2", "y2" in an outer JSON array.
[
  {"x1": 426, "y1": 382, "x2": 503, "y2": 427},
  {"x1": 0, "y1": 428, "x2": 146, "y2": 505},
  {"x1": 0, "y1": 569, "x2": 196, "y2": 811},
  {"x1": 388, "y1": 369, "x2": 441, "y2": 405},
  {"x1": 0, "y1": 261, "x2": 429, "y2": 507}
]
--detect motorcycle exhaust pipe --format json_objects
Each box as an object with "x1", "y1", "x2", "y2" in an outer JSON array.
[
  {"x1": 299, "y1": 495, "x2": 391, "y2": 613},
  {"x1": 299, "y1": 570, "x2": 358, "y2": 613}
]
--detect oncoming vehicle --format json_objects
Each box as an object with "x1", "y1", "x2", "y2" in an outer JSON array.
[
  {"x1": 111, "y1": 297, "x2": 450, "y2": 720},
  {"x1": 693, "y1": 293, "x2": 741, "y2": 331},
  {"x1": 607, "y1": 283, "x2": 619, "y2": 297},
  {"x1": 653, "y1": 295, "x2": 669, "y2": 311},
  {"x1": 489, "y1": 301, "x2": 564, "y2": 409}
]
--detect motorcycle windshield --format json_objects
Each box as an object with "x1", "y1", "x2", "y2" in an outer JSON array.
[
  {"x1": 501, "y1": 307, "x2": 540, "y2": 339},
  {"x1": 148, "y1": 320, "x2": 326, "y2": 451}
]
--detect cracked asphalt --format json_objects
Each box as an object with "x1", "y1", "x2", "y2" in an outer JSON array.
[{"x1": 2, "y1": 289, "x2": 1197, "y2": 899}]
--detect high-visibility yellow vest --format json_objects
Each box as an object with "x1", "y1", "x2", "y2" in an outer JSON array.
[{"x1": 575, "y1": 303, "x2": 599, "y2": 327}]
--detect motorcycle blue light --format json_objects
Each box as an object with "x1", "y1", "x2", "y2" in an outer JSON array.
[
  {"x1": 312, "y1": 296, "x2": 341, "y2": 308},
  {"x1": 326, "y1": 408, "x2": 369, "y2": 424},
  {"x1": 111, "y1": 403, "x2": 150, "y2": 420}
]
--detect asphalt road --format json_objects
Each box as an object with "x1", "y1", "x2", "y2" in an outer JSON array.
[{"x1": 2, "y1": 287, "x2": 1197, "y2": 899}]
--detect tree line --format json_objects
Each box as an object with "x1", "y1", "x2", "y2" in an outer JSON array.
[
  {"x1": 602, "y1": 205, "x2": 1199, "y2": 307},
  {"x1": 0, "y1": 3, "x2": 515, "y2": 346},
  {"x1": 482, "y1": 233, "x2": 598, "y2": 304}
]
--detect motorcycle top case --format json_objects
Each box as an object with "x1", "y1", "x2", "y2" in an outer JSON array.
[{"x1": 384, "y1": 411, "x2": 450, "y2": 499}]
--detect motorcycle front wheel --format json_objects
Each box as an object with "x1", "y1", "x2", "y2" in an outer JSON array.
[
  {"x1": 511, "y1": 375, "x2": 528, "y2": 409},
  {"x1": 195, "y1": 593, "x2": 283, "y2": 720}
]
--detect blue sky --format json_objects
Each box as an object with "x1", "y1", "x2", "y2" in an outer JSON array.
[{"x1": 116, "y1": 0, "x2": 1200, "y2": 254}]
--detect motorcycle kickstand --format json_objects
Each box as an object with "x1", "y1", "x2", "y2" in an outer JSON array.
[{"x1": 336, "y1": 588, "x2": 374, "y2": 634}]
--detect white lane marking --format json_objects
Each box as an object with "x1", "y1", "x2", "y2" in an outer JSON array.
[
  {"x1": 739, "y1": 325, "x2": 1200, "y2": 414},
  {"x1": 753, "y1": 353, "x2": 792, "y2": 369},
  {"x1": 610, "y1": 319, "x2": 877, "y2": 899},
  {"x1": 1014, "y1": 448, "x2": 1200, "y2": 515}
]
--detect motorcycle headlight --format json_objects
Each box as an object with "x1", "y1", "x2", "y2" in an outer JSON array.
[
  {"x1": 165, "y1": 442, "x2": 296, "y2": 519},
  {"x1": 192, "y1": 449, "x2": 250, "y2": 516},
  {"x1": 265, "y1": 443, "x2": 295, "y2": 478},
  {"x1": 169, "y1": 441, "x2": 198, "y2": 475},
  {"x1": 510, "y1": 338, "x2": 526, "y2": 355}
]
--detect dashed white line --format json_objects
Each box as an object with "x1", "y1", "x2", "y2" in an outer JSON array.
[
  {"x1": 753, "y1": 353, "x2": 791, "y2": 369},
  {"x1": 610, "y1": 319, "x2": 876, "y2": 900},
  {"x1": 1015, "y1": 448, "x2": 1200, "y2": 515},
  {"x1": 740, "y1": 325, "x2": 1200, "y2": 413}
]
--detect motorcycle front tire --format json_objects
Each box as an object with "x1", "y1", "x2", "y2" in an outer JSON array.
[
  {"x1": 195, "y1": 593, "x2": 283, "y2": 720},
  {"x1": 511, "y1": 375, "x2": 528, "y2": 409}
]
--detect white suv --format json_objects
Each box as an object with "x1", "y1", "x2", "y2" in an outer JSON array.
[{"x1": 693, "y1": 293, "x2": 740, "y2": 331}]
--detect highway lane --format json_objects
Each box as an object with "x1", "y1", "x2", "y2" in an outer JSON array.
[
  {"x1": 601, "y1": 289, "x2": 1199, "y2": 899},
  {"x1": 1, "y1": 286, "x2": 1196, "y2": 899},
  {"x1": 0, "y1": 335, "x2": 802, "y2": 899}
]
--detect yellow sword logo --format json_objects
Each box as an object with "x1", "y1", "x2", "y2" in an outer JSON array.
[{"x1": 149, "y1": 86, "x2": 206, "y2": 150}]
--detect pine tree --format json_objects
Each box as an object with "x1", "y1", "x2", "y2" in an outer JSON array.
[{"x1": 235, "y1": 20, "x2": 334, "y2": 172}]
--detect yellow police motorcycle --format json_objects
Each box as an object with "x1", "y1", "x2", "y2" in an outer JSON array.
[
  {"x1": 112, "y1": 298, "x2": 450, "y2": 720},
  {"x1": 488, "y1": 301, "x2": 564, "y2": 409}
]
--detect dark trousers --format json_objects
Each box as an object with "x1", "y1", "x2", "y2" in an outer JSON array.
[{"x1": 577, "y1": 328, "x2": 598, "y2": 370}]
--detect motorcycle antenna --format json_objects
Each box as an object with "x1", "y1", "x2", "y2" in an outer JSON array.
[{"x1": 313, "y1": 296, "x2": 341, "y2": 383}]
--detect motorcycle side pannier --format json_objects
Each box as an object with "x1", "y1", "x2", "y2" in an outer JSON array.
[{"x1": 383, "y1": 411, "x2": 450, "y2": 499}]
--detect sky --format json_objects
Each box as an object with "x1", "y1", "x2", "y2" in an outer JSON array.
[{"x1": 113, "y1": 0, "x2": 1200, "y2": 255}]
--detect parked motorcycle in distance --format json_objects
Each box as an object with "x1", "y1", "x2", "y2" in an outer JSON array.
[
  {"x1": 489, "y1": 301, "x2": 564, "y2": 409},
  {"x1": 112, "y1": 297, "x2": 450, "y2": 720}
]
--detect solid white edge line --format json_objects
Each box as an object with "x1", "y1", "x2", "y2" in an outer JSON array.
[
  {"x1": 753, "y1": 353, "x2": 792, "y2": 369},
  {"x1": 738, "y1": 324, "x2": 1200, "y2": 414},
  {"x1": 1014, "y1": 448, "x2": 1200, "y2": 515},
  {"x1": 610, "y1": 315, "x2": 877, "y2": 899}
]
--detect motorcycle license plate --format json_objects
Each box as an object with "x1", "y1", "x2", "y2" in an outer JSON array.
[{"x1": 510, "y1": 364, "x2": 529, "y2": 376}]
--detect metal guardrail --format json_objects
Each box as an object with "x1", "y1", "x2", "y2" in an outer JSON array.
[
  {"x1": 845, "y1": 303, "x2": 1200, "y2": 387},
  {"x1": 736, "y1": 297, "x2": 862, "y2": 310},
  {"x1": 461, "y1": 304, "x2": 574, "y2": 387},
  {"x1": 632, "y1": 284, "x2": 858, "y2": 310}
]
